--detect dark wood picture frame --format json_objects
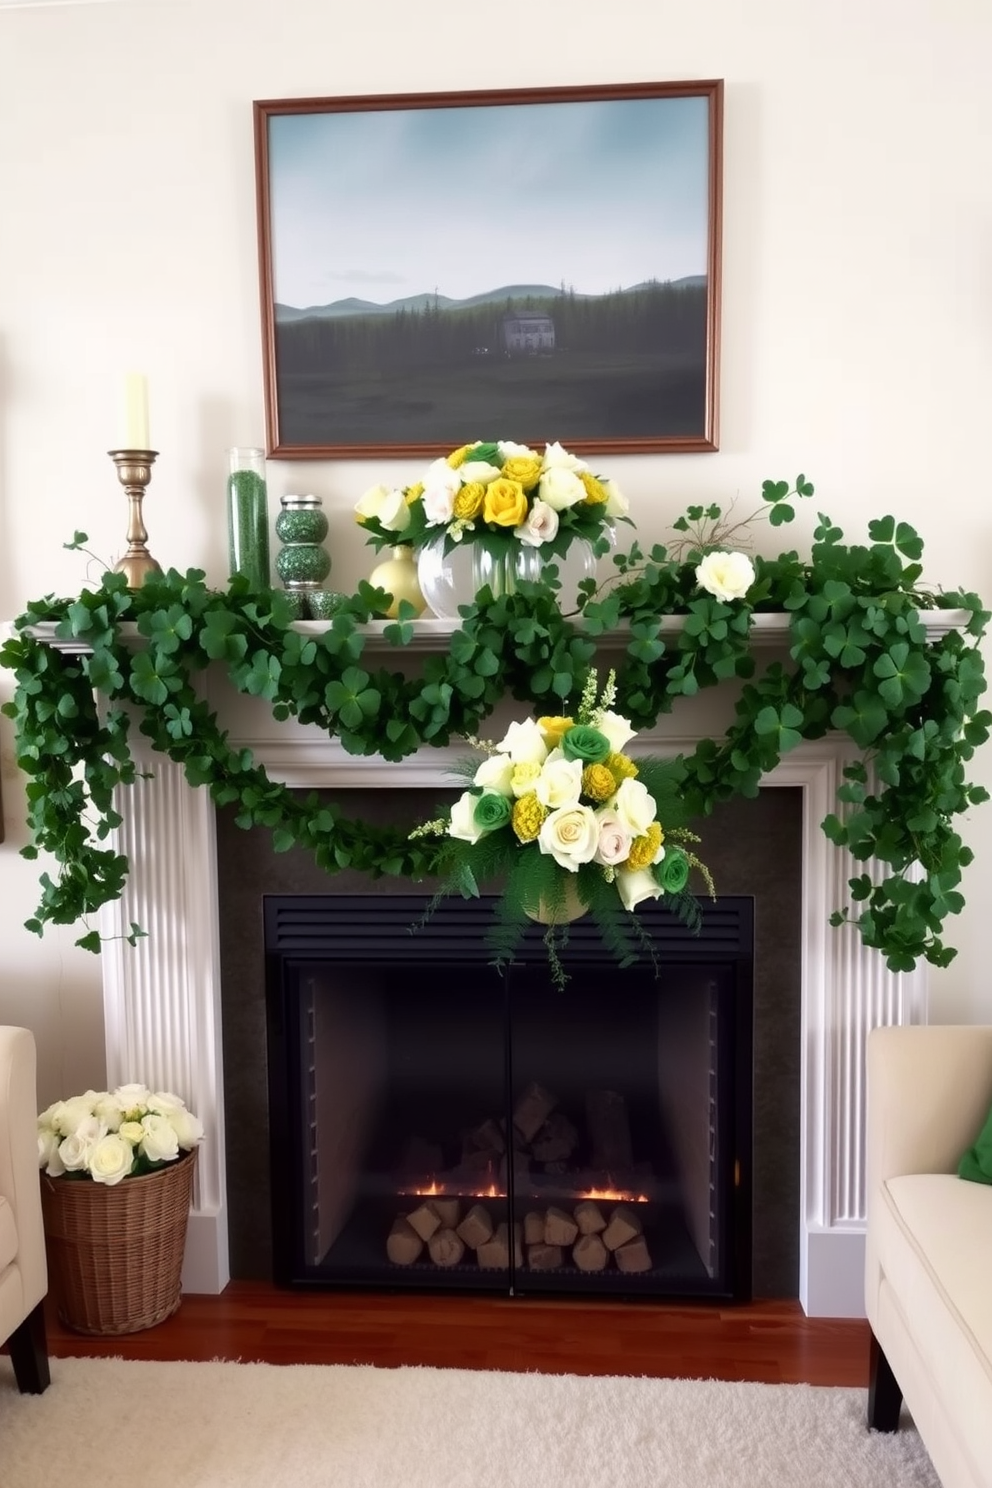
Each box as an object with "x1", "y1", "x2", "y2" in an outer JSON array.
[{"x1": 254, "y1": 80, "x2": 723, "y2": 460}]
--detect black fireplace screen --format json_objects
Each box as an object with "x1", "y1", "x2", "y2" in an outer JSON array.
[{"x1": 264, "y1": 895, "x2": 753, "y2": 1300}]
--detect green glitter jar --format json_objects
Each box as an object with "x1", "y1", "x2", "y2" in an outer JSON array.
[{"x1": 274, "y1": 494, "x2": 331, "y2": 590}]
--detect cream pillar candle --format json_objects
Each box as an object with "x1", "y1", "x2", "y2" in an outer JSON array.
[{"x1": 120, "y1": 372, "x2": 150, "y2": 450}]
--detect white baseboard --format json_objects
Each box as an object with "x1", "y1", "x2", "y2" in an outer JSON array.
[{"x1": 801, "y1": 1225, "x2": 867, "y2": 1317}]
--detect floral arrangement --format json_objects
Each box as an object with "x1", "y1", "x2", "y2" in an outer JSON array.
[
  {"x1": 413, "y1": 671, "x2": 713, "y2": 986},
  {"x1": 38, "y1": 1083, "x2": 203, "y2": 1186},
  {"x1": 354, "y1": 439, "x2": 632, "y2": 561}
]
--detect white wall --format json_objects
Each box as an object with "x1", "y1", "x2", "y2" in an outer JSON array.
[{"x1": 2, "y1": 0, "x2": 991, "y2": 1101}]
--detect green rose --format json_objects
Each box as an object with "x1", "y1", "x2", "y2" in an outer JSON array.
[
  {"x1": 656, "y1": 848, "x2": 690, "y2": 895},
  {"x1": 473, "y1": 792, "x2": 512, "y2": 831},
  {"x1": 561, "y1": 725, "x2": 612, "y2": 765}
]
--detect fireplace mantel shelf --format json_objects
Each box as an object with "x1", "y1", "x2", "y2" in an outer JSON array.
[{"x1": 24, "y1": 607, "x2": 973, "y2": 656}]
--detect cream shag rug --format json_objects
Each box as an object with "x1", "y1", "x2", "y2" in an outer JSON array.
[{"x1": 0, "y1": 1356, "x2": 940, "y2": 1488}]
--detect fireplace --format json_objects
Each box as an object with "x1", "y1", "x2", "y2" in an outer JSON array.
[
  {"x1": 263, "y1": 894, "x2": 754, "y2": 1299},
  {"x1": 87, "y1": 616, "x2": 940, "y2": 1315}
]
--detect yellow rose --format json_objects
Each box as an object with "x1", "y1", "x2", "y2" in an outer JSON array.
[
  {"x1": 447, "y1": 443, "x2": 477, "y2": 469},
  {"x1": 606, "y1": 751, "x2": 639, "y2": 784},
  {"x1": 453, "y1": 482, "x2": 486, "y2": 520},
  {"x1": 500, "y1": 455, "x2": 543, "y2": 492},
  {"x1": 579, "y1": 471, "x2": 608, "y2": 504},
  {"x1": 405, "y1": 482, "x2": 425, "y2": 506},
  {"x1": 538, "y1": 715, "x2": 575, "y2": 746},
  {"x1": 483, "y1": 478, "x2": 528, "y2": 528}
]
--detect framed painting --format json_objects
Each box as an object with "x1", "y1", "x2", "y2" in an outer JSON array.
[{"x1": 254, "y1": 79, "x2": 723, "y2": 459}]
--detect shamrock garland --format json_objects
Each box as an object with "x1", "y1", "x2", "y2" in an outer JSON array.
[{"x1": 1, "y1": 488, "x2": 989, "y2": 971}]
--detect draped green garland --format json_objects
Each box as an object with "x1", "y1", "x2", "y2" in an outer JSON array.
[{"x1": 1, "y1": 505, "x2": 989, "y2": 970}]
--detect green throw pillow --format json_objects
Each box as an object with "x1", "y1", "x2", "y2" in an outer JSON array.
[{"x1": 958, "y1": 1096, "x2": 992, "y2": 1184}]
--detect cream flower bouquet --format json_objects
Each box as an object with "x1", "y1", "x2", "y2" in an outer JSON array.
[
  {"x1": 355, "y1": 438, "x2": 631, "y2": 562},
  {"x1": 413, "y1": 672, "x2": 713, "y2": 986},
  {"x1": 38, "y1": 1083, "x2": 203, "y2": 1186}
]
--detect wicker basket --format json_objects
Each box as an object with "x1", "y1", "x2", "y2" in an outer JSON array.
[{"x1": 41, "y1": 1149, "x2": 197, "y2": 1335}]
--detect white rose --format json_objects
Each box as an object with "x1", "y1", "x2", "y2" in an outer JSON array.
[
  {"x1": 535, "y1": 754, "x2": 584, "y2": 811},
  {"x1": 119, "y1": 1121, "x2": 145, "y2": 1145},
  {"x1": 354, "y1": 483, "x2": 392, "y2": 520},
  {"x1": 596, "y1": 709, "x2": 636, "y2": 754},
  {"x1": 422, "y1": 483, "x2": 456, "y2": 526},
  {"x1": 497, "y1": 441, "x2": 536, "y2": 460},
  {"x1": 458, "y1": 460, "x2": 502, "y2": 485},
  {"x1": 613, "y1": 777, "x2": 658, "y2": 838},
  {"x1": 114, "y1": 1083, "x2": 152, "y2": 1117},
  {"x1": 146, "y1": 1090, "x2": 187, "y2": 1117},
  {"x1": 496, "y1": 718, "x2": 548, "y2": 766},
  {"x1": 89, "y1": 1133, "x2": 136, "y2": 1186},
  {"x1": 58, "y1": 1118, "x2": 103, "y2": 1173},
  {"x1": 373, "y1": 490, "x2": 410, "y2": 534},
  {"x1": 538, "y1": 803, "x2": 600, "y2": 871},
  {"x1": 92, "y1": 1093, "x2": 124, "y2": 1131},
  {"x1": 510, "y1": 760, "x2": 542, "y2": 798},
  {"x1": 514, "y1": 499, "x2": 560, "y2": 548},
  {"x1": 167, "y1": 1108, "x2": 204, "y2": 1149},
  {"x1": 54, "y1": 1093, "x2": 100, "y2": 1135},
  {"x1": 593, "y1": 811, "x2": 633, "y2": 867},
  {"x1": 616, "y1": 867, "x2": 665, "y2": 913},
  {"x1": 538, "y1": 466, "x2": 586, "y2": 512},
  {"x1": 541, "y1": 440, "x2": 588, "y2": 473},
  {"x1": 38, "y1": 1127, "x2": 64, "y2": 1175},
  {"x1": 422, "y1": 458, "x2": 462, "y2": 495},
  {"x1": 139, "y1": 1113, "x2": 180, "y2": 1165},
  {"x1": 696, "y1": 550, "x2": 755, "y2": 602},
  {"x1": 448, "y1": 790, "x2": 487, "y2": 844},
  {"x1": 602, "y1": 479, "x2": 629, "y2": 519},
  {"x1": 473, "y1": 753, "x2": 515, "y2": 795}
]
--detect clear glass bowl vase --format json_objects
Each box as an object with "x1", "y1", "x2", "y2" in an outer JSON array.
[{"x1": 416, "y1": 534, "x2": 603, "y2": 620}]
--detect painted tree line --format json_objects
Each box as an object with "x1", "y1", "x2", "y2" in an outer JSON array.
[{"x1": 276, "y1": 282, "x2": 707, "y2": 377}]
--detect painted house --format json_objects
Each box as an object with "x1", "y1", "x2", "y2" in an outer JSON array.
[{"x1": 500, "y1": 311, "x2": 555, "y2": 354}]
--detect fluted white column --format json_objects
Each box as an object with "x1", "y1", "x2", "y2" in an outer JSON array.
[{"x1": 99, "y1": 722, "x2": 228, "y2": 1294}]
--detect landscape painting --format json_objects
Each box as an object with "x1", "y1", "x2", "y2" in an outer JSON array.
[{"x1": 254, "y1": 81, "x2": 723, "y2": 458}]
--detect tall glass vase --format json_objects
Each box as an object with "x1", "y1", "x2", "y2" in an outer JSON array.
[{"x1": 226, "y1": 447, "x2": 270, "y2": 589}]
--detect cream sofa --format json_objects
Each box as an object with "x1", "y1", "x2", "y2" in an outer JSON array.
[
  {"x1": 865, "y1": 1024, "x2": 992, "y2": 1488},
  {"x1": 0, "y1": 1025, "x2": 49, "y2": 1392}
]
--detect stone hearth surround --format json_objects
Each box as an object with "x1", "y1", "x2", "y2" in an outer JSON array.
[{"x1": 85, "y1": 612, "x2": 969, "y2": 1317}]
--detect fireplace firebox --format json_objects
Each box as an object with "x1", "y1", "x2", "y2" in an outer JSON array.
[{"x1": 264, "y1": 894, "x2": 754, "y2": 1300}]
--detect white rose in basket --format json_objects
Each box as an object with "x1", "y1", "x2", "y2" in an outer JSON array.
[{"x1": 38, "y1": 1083, "x2": 203, "y2": 1186}]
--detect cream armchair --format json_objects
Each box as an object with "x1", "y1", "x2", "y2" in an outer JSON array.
[
  {"x1": 865, "y1": 1024, "x2": 992, "y2": 1488},
  {"x1": 0, "y1": 1025, "x2": 50, "y2": 1392}
]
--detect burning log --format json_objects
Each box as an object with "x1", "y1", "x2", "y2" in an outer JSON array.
[
  {"x1": 574, "y1": 1200, "x2": 607, "y2": 1235},
  {"x1": 386, "y1": 1215, "x2": 424, "y2": 1266},
  {"x1": 544, "y1": 1206, "x2": 579, "y2": 1247},
  {"x1": 461, "y1": 1117, "x2": 506, "y2": 1169},
  {"x1": 586, "y1": 1089, "x2": 634, "y2": 1173},
  {"x1": 530, "y1": 1112, "x2": 579, "y2": 1163},
  {"x1": 527, "y1": 1242, "x2": 563, "y2": 1270},
  {"x1": 513, "y1": 1083, "x2": 558, "y2": 1143},
  {"x1": 614, "y1": 1235, "x2": 653, "y2": 1273},
  {"x1": 572, "y1": 1233, "x2": 609, "y2": 1272},
  {"x1": 456, "y1": 1203, "x2": 494, "y2": 1250},
  {"x1": 428, "y1": 1228, "x2": 466, "y2": 1267},
  {"x1": 602, "y1": 1204, "x2": 643, "y2": 1252},
  {"x1": 406, "y1": 1201, "x2": 444, "y2": 1243}
]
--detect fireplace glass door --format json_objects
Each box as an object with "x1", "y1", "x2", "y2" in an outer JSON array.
[{"x1": 265, "y1": 895, "x2": 753, "y2": 1300}]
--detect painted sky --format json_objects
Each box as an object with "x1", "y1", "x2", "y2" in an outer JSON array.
[{"x1": 266, "y1": 93, "x2": 711, "y2": 308}]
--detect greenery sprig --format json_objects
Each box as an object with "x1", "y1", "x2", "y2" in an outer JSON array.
[{"x1": 1, "y1": 478, "x2": 988, "y2": 972}]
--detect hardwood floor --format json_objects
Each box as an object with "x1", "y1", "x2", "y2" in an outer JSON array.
[{"x1": 37, "y1": 1284, "x2": 872, "y2": 1387}]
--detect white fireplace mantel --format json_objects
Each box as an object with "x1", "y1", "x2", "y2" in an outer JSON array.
[{"x1": 58, "y1": 611, "x2": 963, "y2": 1316}]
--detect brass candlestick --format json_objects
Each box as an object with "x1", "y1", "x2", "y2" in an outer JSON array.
[{"x1": 108, "y1": 449, "x2": 162, "y2": 588}]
